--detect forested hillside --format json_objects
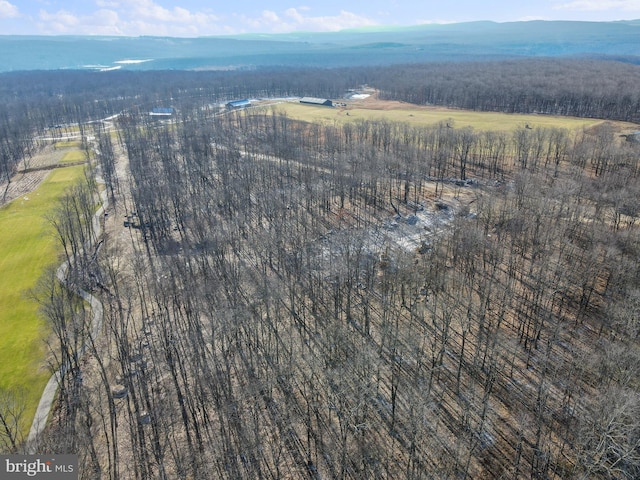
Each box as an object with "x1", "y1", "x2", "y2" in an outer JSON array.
[
  {"x1": 2, "y1": 20, "x2": 640, "y2": 71},
  {"x1": 2, "y1": 59, "x2": 640, "y2": 479},
  {"x1": 3, "y1": 57, "x2": 640, "y2": 191},
  {"x1": 376, "y1": 59, "x2": 640, "y2": 121}
]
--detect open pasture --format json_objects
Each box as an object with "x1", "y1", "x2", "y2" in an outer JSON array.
[
  {"x1": 275, "y1": 98, "x2": 635, "y2": 132},
  {"x1": 60, "y1": 149, "x2": 87, "y2": 164},
  {"x1": 54, "y1": 140, "x2": 82, "y2": 149},
  {"x1": 0, "y1": 164, "x2": 85, "y2": 435}
]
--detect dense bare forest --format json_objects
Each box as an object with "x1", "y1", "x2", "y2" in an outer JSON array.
[
  {"x1": 3, "y1": 57, "x2": 640, "y2": 186},
  {"x1": 2, "y1": 59, "x2": 640, "y2": 479}
]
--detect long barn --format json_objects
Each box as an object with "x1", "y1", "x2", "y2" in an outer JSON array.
[
  {"x1": 226, "y1": 99, "x2": 251, "y2": 109},
  {"x1": 300, "y1": 97, "x2": 333, "y2": 107}
]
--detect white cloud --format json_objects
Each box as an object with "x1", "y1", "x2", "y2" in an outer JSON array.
[
  {"x1": 246, "y1": 8, "x2": 377, "y2": 33},
  {"x1": 39, "y1": 9, "x2": 80, "y2": 28},
  {"x1": 262, "y1": 10, "x2": 280, "y2": 23},
  {"x1": 554, "y1": 0, "x2": 640, "y2": 11},
  {"x1": 127, "y1": 0, "x2": 218, "y2": 24},
  {"x1": 37, "y1": 0, "x2": 223, "y2": 35},
  {"x1": 39, "y1": 8, "x2": 123, "y2": 35},
  {"x1": 95, "y1": 0, "x2": 121, "y2": 7},
  {"x1": 0, "y1": 0, "x2": 19, "y2": 19},
  {"x1": 285, "y1": 7, "x2": 305, "y2": 23},
  {"x1": 286, "y1": 8, "x2": 377, "y2": 31},
  {"x1": 35, "y1": 1, "x2": 376, "y2": 36}
]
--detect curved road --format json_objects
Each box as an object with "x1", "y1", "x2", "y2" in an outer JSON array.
[{"x1": 26, "y1": 177, "x2": 109, "y2": 454}]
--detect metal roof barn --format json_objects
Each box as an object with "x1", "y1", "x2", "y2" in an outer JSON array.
[
  {"x1": 226, "y1": 99, "x2": 251, "y2": 109},
  {"x1": 149, "y1": 107, "x2": 174, "y2": 116},
  {"x1": 300, "y1": 97, "x2": 333, "y2": 107}
]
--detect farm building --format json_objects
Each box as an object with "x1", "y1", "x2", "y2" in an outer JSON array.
[
  {"x1": 149, "y1": 107, "x2": 174, "y2": 117},
  {"x1": 622, "y1": 131, "x2": 640, "y2": 143},
  {"x1": 300, "y1": 97, "x2": 333, "y2": 107},
  {"x1": 226, "y1": 99, "x2": 251, "y2": 109}
]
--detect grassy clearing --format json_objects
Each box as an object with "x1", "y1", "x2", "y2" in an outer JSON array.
[
  {"x1": 60, "y1": 149, "x2": 87, "y2": 164},
  {"x1": 54, "y1": 140, "x2": 82, "y2": 149},
  {"x1": 0, "y1": 165, "x2": 85, "y2": 436},
  {"x1": 274, "y1": 100, "x2": 628, "y2": 132}
]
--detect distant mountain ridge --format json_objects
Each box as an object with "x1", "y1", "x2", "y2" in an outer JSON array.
[{"x1": 1, "y1": 20, "x2": 639, "y2": 72}]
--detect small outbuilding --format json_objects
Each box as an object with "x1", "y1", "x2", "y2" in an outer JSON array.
[
  {"x1": 300, "y1": 97, "x2": 333, "y2": 107},
  {"x1": 149, "y1": 107, "x2": 174, "y2": 117}
]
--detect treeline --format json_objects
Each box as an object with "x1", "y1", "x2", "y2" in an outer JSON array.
[
  {"x1": 3, "y1": 59, "x2": 638, "y2": 125},
  {"x1": 26, "y1": 102, "x2": 640, "y2": 478},
  {"x1": 375, "y1": 59, "x2": 640, "y2": 122},
  {"x1": 3, "y1": 57, "x2": 640, "y2": 186},
  {"x1": 0, "y1": 67, "x2": 360, "y2": 187}
]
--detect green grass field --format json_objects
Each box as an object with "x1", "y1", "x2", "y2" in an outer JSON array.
[
  {"x1": 60, "y1": 149, "x2": 87, "y2": 164},
  {"x1": 274, "y1": 101, "x2": 627, "y2": 132},
  {"x1": 0, "y1": 164, "x2": 85, "y2": 438},
  {"x1": 54, "y1": 141, "x2": 82, "y2": 149}
]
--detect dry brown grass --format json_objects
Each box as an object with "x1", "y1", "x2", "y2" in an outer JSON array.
[{"x1": 271, "y1": 94, "x2": 637, "y2": 133}]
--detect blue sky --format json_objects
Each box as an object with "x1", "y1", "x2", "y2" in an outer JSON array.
[{"x1": 2, "y1": 1, "x2": 640, "y2": 36}]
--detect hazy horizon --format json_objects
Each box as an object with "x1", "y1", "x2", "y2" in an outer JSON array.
[
  {"x1": 1, "y1": 18, "x2": 639, "y2": 73},
  {"x1": 2, "y1": 0, "x2": 640, "y2": 37}
]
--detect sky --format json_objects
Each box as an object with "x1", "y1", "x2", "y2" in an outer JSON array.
[{"x1": 1, "y1": 0, "x2": 640, "y2": 36}]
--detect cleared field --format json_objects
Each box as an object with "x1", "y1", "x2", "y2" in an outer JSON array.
[
  {"x1": 60, "y1": 149, "x2": 87, "y2": 164},
  {"x1": 0, "y1": 164, "x2": 85, "y2": 436},
  {"x1": 54, "y1": 141, "x2": 82, "y2": 149},
  {"x1": 274, "y1": 99, "x2": 632, "y2": 132}
]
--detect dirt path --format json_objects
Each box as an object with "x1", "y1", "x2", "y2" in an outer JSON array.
[
  {"x1": 25, "y1": 154, "x2": 109, "y2": 454},
  {"x1": 25, "y1": 194, "x2": 109, "y2": 453}
]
